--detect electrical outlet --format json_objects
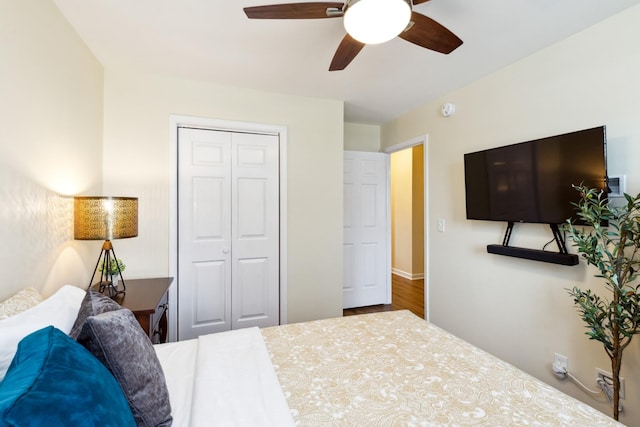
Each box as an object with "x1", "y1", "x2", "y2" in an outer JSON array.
[
  {"x1": 596, "y1": 368, "x2": 625, "y2": 399},
  {"x1": 553, "y1": 353, "x2": 568, "y2": 375}
]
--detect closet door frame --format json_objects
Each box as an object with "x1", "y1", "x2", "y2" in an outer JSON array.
[{"x1": 168, "y1": 114, "x2": 288, "y2": 342}]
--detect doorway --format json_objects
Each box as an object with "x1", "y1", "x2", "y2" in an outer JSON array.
[
  {"x1": 343, "y1": 135, "x2": 429, "y2": 320},
  {"x1": 389, "y1": 145, "x2": 425, "y2": 318},
  {"x1": 385, "y1": 135, "x2": 428, "y2": 319}
]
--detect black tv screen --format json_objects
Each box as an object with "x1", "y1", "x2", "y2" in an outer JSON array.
[{"x1": 464, "y1": 126, "x2": 607, "y2": 225}]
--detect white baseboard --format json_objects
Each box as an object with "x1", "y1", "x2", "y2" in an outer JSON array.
[{"x1": 392, "y1": 268, "x2": 424, "y2": 280}]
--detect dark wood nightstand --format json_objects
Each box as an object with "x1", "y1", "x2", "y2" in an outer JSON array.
[{"x1": 114, "y1": 277, "x2": 173, "y2": 344}]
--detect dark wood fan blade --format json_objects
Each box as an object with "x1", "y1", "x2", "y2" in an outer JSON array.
[
  {"x1": 244, "y1": 2, "x2": 344, "y2": 19},
  {"x1": 398, "y1": 11, "x2": 462, "y2": 54},
  {"x1": 329, "y1": 34, "x2": 365, "y2": 71},
  {"x1": 412, "y1": 0, "x2": 431, "y2": 5}
]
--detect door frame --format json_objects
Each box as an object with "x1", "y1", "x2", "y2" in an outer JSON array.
[
  {"x1": 383, "y1": 134, "x2": 429, "y2": 321},
  {"x1": 168, "y1": 114, "x2": 288, "y2": 342}
]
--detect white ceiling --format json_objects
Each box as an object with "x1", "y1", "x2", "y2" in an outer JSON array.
[{"x1": 53, "y1": 0, "x2": 640, "y2": 124}]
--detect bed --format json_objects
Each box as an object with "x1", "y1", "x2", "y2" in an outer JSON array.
[
  {"x1": 0, "y1": 286, "x2": 625, "y2": 426},
  {"x1": 156, "y1": 309, "x2": 622, "y2": 426}
]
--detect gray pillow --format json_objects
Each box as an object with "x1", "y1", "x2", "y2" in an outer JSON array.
[
  {"x1": 69, "y1": 289, "x2": 121, "y2": 339},
  {"x1": 76, "y1": 308, "x2": 173, "y2": 427}
]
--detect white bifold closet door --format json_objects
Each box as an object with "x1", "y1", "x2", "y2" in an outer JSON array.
[{"x1": 178, "y1": 127, "x2": 279, "y2": 340}]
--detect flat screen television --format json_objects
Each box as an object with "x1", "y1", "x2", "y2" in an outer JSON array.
[{"x1": 464, "y1": 126, "x2": 608, "y2": 225}]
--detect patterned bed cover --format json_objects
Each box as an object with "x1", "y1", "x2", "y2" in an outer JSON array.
[{"x1": 262, "y1": 310, "x2": 622, "y2": 426}]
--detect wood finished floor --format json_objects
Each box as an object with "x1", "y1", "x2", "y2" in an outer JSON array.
[{"x1": 343, "y1": 274, "x2": 424, "y2": 318}]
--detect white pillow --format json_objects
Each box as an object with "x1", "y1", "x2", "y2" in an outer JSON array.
[
  {"x1": 0, "y1": 284, "x2": 85, "y2": 380},
  {"x1": 0, "y1": 287, "x2": 43, "y2": 320}
]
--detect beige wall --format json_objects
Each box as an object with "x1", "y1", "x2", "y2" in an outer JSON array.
[
  {"x1": 0, "y1": 0, "x2": 103, "y2": 300},
  {"x1": 101, "y1": 70, "x2": 344, "y2": 324},
  {"x1": 344, "y1": 122, "x2": 381, "y2": 151},
  {"x1": 381, "y1": 5, "x2": 640, "y2": 425}
]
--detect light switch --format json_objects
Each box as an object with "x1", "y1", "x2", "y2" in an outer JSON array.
[{"x1": 438, "y1": 218, "x2": 445, "y2": 232}]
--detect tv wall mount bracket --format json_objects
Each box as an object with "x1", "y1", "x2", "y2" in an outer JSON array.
[{"x1": 487, "y1": 222, "x2": 579, "y2": 266}]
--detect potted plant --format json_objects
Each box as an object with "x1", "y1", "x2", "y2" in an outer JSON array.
[
  {"x1": 99, "y1": 258, "x2": 126, "y2": 279},
  {"x1": 564, "y1": 185, "x2": 640, "y2": 420}
]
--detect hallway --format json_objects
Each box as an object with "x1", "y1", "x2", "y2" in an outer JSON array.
[{"x1": 343, "y1": 274, "x2": 424, "y2": 318}]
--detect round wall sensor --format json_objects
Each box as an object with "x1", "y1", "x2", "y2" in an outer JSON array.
[{"x1": 441, "y1": 103, "x2": 456, "y2": 117}]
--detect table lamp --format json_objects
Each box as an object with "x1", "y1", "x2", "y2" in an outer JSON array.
[{"x1": 74, "y1": 196, "x2": 138, "y2": 297}]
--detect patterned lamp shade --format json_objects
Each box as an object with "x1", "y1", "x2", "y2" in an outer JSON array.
[{"x1": 74, "y1": 197, "x2": 138, "y2": 241}]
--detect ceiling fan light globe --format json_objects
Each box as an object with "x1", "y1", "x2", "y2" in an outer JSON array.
[{"x1": 344, "y1": 0, "x2": 411, "y2": 45}]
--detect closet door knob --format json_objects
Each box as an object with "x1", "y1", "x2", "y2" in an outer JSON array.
[{"x1": 222, "y1": 248, "x2": 229, "y2": 254}]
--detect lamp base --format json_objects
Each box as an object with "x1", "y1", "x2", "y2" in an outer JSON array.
[
  {"x1": 89, "y1": 240, "x2": 127, "y2": 299},
  {"x1": 97, "y1": 280, "x2": 125, "y2": 299}
]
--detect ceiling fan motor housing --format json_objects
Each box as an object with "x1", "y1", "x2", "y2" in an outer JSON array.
[{"x1": 344, "y1": 0, "x2": 413, "y2": 44}]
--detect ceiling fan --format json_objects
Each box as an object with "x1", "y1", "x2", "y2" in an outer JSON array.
[{"x1": 243, "y1": 0, "x2": 463, "y2": 71}]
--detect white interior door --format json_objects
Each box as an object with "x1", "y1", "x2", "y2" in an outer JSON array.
[
  {"x1": 178, "y1": 127, "x2": 279, "y2": 340},
  {"x1": 231, "y1": 132, "x2": 280, "y2": 330},
  {"x1": 178, "y1": 128, "x2": 232, "y2": 338},
  {"x1": 343, "y1": 151, "x2": 390, "y2": 308}
]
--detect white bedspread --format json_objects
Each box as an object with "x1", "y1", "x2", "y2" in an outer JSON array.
[
  {"x1": 155, "y1": 327, "x2": 294, "y2": 427},
  {"x1": 262, "y1": 311, "x2": 623, "y2": 426},
  {"x1": 157, "y1": 312, "x2": 623, "y2": 426}
]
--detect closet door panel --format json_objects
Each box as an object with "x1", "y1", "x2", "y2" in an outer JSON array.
[
  {"x1": 235, "y1": 257, "x2": 269, "y2": 323},
  {"x1": 237, "y1": 178, "x2": 267, "y2": 237},
  {"x1": 178, "y1": 128, "x2": 232, "y2": 339},
  {"x1": 231, "y1": 132, "x2": 280, "y2": 329},
  {"x1": 193, "y1": 260, "x2": 227, "y2": 325},
  {"x1": 178, "y1": 127, "x2": 280, "y2": 339}
]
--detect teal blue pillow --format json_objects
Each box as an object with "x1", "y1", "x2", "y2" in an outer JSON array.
[{"x1": 0, "y1": 326, "x2": 135, "y2": 427}]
